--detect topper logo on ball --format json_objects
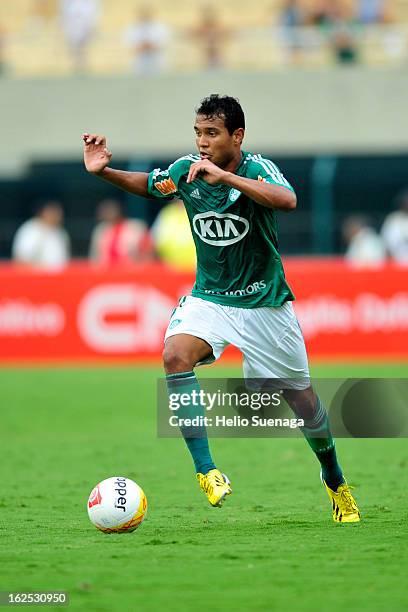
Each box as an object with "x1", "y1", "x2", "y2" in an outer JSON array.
[{"x1": 114, "y1": 477, "x2": 127, "y2": 512}]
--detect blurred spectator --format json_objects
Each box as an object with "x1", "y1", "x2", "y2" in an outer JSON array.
[
  {"x1": 307, "y1": 0, "x2": 333, "y2": 27},
  {"x1": 327, "y1": 1, "x2": 359, "y2": 64},
  {"x1": 356, "y1": 1, "x2": 401, "y2": 62},
  {"x1": 60, "y1": 0, "x2": 100, "y2": 73},
  {"x1": 331, "y1": 26, "x2": 358, "y2": 64},
  {"x1": 124, "y1": 6, "x2": 170, "y2": 75},
  {"x1": 381, "y1": 190, "x2": 408, "y2": 264},
  {"x1": 151, "y1": 200, "x2": 196, "y2": 271},
  {"x1": 12, "y1": 200, "x2": 70, "y2": 269},
  {"x1": 89, "y1": 199, "x2": 153, "y2": 266},
  {"x1": 191, "y1": 6, "x2": 228, "y2": 70},
  {"x1": 29, "y1": 0, "x2": 57, "y2": 30},
  {"x1": 343, "y1": 215, "x2": 386, "y2": 266},
  {"x1": 356, "y1": 0, "x2": 391, "y2": 25},
  {"x1": 281, "y1": 0, "x2": 304, "y2": 27},
  {"x1": 278, "y1": 0, "x2": 307, "y2": 63}
]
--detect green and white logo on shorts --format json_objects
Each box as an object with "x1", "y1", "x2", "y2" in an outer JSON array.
[{"x1": 169, "y1": 318, "x2": 182, "y2": 329}]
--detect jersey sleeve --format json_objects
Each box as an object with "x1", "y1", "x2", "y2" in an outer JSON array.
[
  {"x1": 147, "y1": 155, "x2": 198, "y2": 200},
  {"x1": 246, "y1": 156, "x2": 295, "y2": 192}
]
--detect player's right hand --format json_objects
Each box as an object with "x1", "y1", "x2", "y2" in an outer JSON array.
[{"x1": 82, "y1": 133, "x2": 112, "y2": 174}]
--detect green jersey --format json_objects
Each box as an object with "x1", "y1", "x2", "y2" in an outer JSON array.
[{"x1": 147, "y1": 151, "x2": 295, "y2": 308}]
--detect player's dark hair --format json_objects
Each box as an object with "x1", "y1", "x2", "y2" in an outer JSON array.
[{"x1": 196, "y1": 94, "x2": 245, "y2": 135}]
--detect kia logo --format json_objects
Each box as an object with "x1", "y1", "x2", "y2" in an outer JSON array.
[{"x1": 192, "y1": 212, "x2": 249, "y2": 246}]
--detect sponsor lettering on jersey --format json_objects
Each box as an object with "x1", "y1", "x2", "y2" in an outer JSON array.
[
  {"x1": 155, "y1": 177, "x2": 177, "y2": 196},
  {"x1": 193, "y1": 211, "x2": 249, "y2": 246},
  {"x1": 204, "y1": 280, "x2": 267, "y2": 297}
]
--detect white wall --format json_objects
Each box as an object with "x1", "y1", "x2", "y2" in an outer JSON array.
[{"x1": 1, "y1": 67, "x2": 407, "y2": 175}]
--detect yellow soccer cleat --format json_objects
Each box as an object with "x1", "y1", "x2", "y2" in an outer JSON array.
[
  {"x1": 323, "y1": 477, "x2": 361, "y2": 523},
  {"x1": 196, "y1": 469, "x2": 232, "y2": 507}
]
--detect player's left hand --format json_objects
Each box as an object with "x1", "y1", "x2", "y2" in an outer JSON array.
[{"x1": 187, "y1": 159, "x2": 230, "y2": 185}]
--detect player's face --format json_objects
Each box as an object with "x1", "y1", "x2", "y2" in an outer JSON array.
[{"x1": 194, "y1": 114, "x2": 242, "y2": 168}]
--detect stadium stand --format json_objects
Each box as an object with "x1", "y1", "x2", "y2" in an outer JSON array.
[{"x1": 0, "y1": 0, "x2": 407, "y2": 76}]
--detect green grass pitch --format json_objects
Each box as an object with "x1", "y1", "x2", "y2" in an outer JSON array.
[{"x1": 1, "y1": 363, "x2": 408, "y2": 611}]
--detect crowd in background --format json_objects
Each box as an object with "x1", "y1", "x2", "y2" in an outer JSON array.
[
  {"x1": 3, "y1": 0, "x2": 406, "y2": 270},
  {"x1": 0, "y1": 0, "x2": 403, "y2": 75},
  {"x1": 279, "y1": 0, "x2": 394, "y2": 64},
  {"x1": 10, "y1": 189, "x2": 408, "y2": 271},
  {"x1": 11, "y1": 196, "x2": 197, "y2": 271},
  {"x1": 342, "y1": 190, "x2": 408, "y2": 266},
  {"x1": 59, "y1": 0, "x2": 397, "y2": 71}
]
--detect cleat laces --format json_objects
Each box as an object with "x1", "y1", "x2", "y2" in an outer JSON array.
[{"x1": 339, "y1": 485, "x2": 359, "y2": 514}]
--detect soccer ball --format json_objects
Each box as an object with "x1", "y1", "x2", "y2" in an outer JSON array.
[{"x1": 87, "y1": 476, "x2": 147, "y2": 533}]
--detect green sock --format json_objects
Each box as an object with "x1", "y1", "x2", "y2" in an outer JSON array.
[
  {"x1": 300, "y1": 396, "x2": 344, "y2": 491},
  {"x1": 166, "y1": 371, "x2": 216, "y2": 475}
]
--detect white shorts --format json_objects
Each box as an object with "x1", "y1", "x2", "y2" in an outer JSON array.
[{"x1": 165, "y1": 296, "x2": 310, "y2": 390}]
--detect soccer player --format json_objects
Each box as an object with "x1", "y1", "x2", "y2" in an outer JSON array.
[{"x1": 82, "y1": 94, "x2": 360, "y2": 523}]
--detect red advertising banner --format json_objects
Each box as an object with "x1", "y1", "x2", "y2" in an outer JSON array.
[{"x1": 0, "y1": 260, "x2": 407, "y2": 363}]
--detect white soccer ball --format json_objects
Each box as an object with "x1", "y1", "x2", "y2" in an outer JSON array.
[{"x1": 87, "y1": 476, "x2": 147, "y2": 533}]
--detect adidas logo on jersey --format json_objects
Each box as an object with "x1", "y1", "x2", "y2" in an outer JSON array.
[{"x1": 191, "y1": 188, "x2": 201, "y2": 199}]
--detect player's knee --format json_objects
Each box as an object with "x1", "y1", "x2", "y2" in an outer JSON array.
[{"x1": 162, "y1": 345, "x2": 195, "y2": 374}]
